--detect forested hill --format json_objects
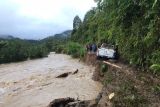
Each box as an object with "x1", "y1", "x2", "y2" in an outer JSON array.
[
  {"x1": 41, "y1": 30, "x2": 72, "y2": 42},
  {"x1": 0, "y1": 30, "x2": 71, "y2": 64},
  {"x1": 40, "y1": 30, "x2": 72, "y2": 52},
  {"x1": 0, "y1": 35, "x2": 15, "y2": 40},
  {"x1": 65, "y1": 0, "x2": 159, "y2": 74}
]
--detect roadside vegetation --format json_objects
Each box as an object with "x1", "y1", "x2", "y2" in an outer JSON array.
[
  {"x1": 68, "y1": 0, "x2": 160, "y2": 74},
  {"x1": 45, "y1": 0, "x2": 160, "y2": 75}
]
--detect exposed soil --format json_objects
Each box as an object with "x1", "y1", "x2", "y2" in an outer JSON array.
[{"x1": 92, "y1": 58, "x2": 160, "y2": 107}]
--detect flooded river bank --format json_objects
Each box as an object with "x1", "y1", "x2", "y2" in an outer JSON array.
[{"x1": 0, "y1": 53, "x2": 102, "y2": 107}]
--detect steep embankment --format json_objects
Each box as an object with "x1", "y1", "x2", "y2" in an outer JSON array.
[{"x1": 87, "y1": 53, "x2": 160, "y2": 107}]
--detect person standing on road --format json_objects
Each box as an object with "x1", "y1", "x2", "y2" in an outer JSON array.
[
  {"x1": 86, "y1": 44, "x2": 90, "y2": 52},
  {"x1": 89, "y1": 43, "x2": 92, "y2": 52},
  {"x1": 92, "y1": 43, "x2": 97, "y2": 53}
]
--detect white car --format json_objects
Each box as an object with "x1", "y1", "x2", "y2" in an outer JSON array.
[{"x1": 96, "y1": 44, "x2": 118, "y2": 60}]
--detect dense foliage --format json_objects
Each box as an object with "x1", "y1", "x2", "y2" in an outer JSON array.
[
  {"x1": 0, "y1": 39, "x2": 49, "y2": 63},
  {"x1": 41, "y1": 31, "x2": 72, "y2": 53},
  {"x1": 70, "y1": 0, "x2": 160, "y2": 73},
  {"x1": 65, "y1": 42, "x2": 85, "y2": 58},
  {"x1": 0, "y1": 30, "x2": 72, "y2": 64}
]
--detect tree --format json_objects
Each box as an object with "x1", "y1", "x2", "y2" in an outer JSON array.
[
  {"x1": 73, "y1": 15, "x2": 82, "y2": 30},
  {"x1": 0, "y1": 41, "x2": 7, "y2": 49}
]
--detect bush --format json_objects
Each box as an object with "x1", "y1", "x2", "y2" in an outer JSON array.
[
  {"x1": 0, "y1": 40, "x2": 28, "y2": 63},
  {"x1": 150, "y1": 64, "x2": 160, "y2": 75},
  {"x1": 0, "y1": 40, "x2": 49, "y2": 63},
  {"x1": 101, "y1": 64, "x2": 108, "y2": 73},
  {"x1": 29, "y1": 45, "x2": 48, "y2": 59},
  {"x1": 66, "y1": 42, "x2": 85, "y2": 58},
  {"x1": 54, "y1": 45, "x2": 65, "y2": 53}
]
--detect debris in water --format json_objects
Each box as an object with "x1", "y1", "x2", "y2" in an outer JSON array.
[
  {"x1": 56, "y1": 72, "x2": 72, "y2": 78},
  {"x1": 108, "y1": 93, "x2": 115, "y2": 100},
  {"x1": 47, "y1": 97, "x2": 75, "y2": 107},
  {"x1": 73, "y1": 69, "x2": 79, "y2": 74}
]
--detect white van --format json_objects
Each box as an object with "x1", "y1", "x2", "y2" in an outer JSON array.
[{"x1": 96, "y1": 43, "x2": 118, "y2": 60}]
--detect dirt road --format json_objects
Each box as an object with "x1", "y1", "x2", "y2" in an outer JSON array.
[{"x1": 0, "y1": 53, "x2": 102, "y2": 107}]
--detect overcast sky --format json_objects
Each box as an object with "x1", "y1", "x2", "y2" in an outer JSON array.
[{"x1": 0, "y1": 0, "x2": 96, "y2": 39}]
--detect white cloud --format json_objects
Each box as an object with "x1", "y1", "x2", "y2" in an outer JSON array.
[
  {"x1": 11, "y1": 0, "x2": 96, "y2": 20},
  {"x1": 0, "y1": 0, "x2": 96, "y2": 39}
]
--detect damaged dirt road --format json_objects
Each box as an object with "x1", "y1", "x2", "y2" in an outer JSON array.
[{"x1": 0, "y1": 53, "x2": 102, "y2": 107}]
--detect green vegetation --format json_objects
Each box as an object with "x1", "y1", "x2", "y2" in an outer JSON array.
[
  {"x1": 103, "y1": 69, "x2": 152, "y2": 107},
  {"x1": 0, "y1": 39, "x2": 49, "y2": 64},
  {"x1": 152, "y1": 84, "x2": 160, "y2": 95},
  {"x1": 150, "y1": 64, "x2": 160, "y2": 75},
  {"x1": 41, "y1": 30, "x2": 72, "y2": 53},
  {"x1": 113, "y1": 80, "x2": 148, "y2": 107},
  {"x1": 68, "y1": 0, "x2": 160, "y2": 73},
  {"x1": 42, "y1": 30, "x2": 85, "y2": 58},
  {"x1": 100, "y1": 64, "x2": 108, "y2": 73},
  {"x1": 65, "y1": 42, "x2": 85, "y2": 58}
]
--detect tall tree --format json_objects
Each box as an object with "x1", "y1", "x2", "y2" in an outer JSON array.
[{"x1": 73, "y1": 15, "x2": 82, "y2": 30}]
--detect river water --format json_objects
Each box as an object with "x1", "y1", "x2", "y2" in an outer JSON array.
[{"x1": 0, "y1": 53, "x2": 102, "y2": 107}]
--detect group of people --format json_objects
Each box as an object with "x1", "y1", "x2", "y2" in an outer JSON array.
[{"x1": 86, "y1": 43, "x2": 97, "y2": 53}]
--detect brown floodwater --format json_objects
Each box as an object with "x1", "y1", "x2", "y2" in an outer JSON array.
[{"x1": 0, "y1": 53, "x2": 102, "y2": 107}]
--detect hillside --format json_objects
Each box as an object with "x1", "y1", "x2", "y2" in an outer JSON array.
[
  {"x1": 0, "y1": 30, "x2": 73, "y2": 64},
  {"x1": 41, "y1": 30, "x2": 72, "y2": 41},
  {"x1": 0, "y1": 35, "x2": 15, "y2": 40},
  {"x1": 59, "y1": 0, "x2": 160, "y2": 73},
  {"x1": 40, "y1": 30, "x2": 72, "y2": 53}
]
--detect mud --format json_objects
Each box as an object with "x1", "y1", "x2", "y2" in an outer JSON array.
[{"x1": 0, "y1": 53, "x2": 102, "y2": 107}]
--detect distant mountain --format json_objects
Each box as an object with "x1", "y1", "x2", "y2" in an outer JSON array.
[
  {"x1": 24, "y1": 39, "x2": 40, "y2": 44},
  {"x1": 60, "y1": 30, "x2": 72, "y2": 37},
  {"x1": 0, "y1": 30, "x2": 72, "y2": 41},
  {"x1": 0, "y1": 35, "x2": 40, "y2": 44},
  {"x1": 0, "y1": 35, "x2": 15, "y2": 40},
  {"x1": 41, "y1": 30, "x2": 72, "y2": 41}
]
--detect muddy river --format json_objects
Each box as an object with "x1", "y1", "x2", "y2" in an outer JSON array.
[{"x1": 0, "y1": 53, "x2": 102, "y2": 107}]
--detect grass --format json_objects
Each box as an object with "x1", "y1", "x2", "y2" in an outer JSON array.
[{"x1": 112, "y1": 80, "x2": 148, "y2": 107}]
